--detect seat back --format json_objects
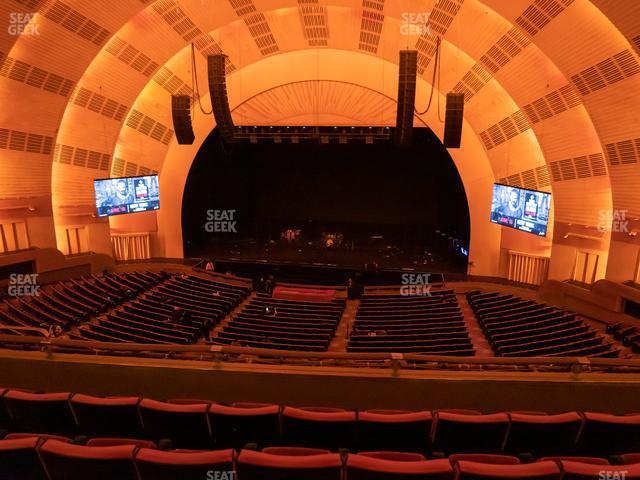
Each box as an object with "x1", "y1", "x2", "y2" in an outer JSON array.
[
  {"x1": 504, "y1": 412, "x2": 583, "y2": 456},
  {"x1": 348, "y1": 455, "x2": 453, "y2": 480},
  {"x1": 139, "y1": 399, "x2": 210, "y2": 449},
  {"x1": 135, "y1": 448, "x2": 234, "y2": 480},
  {"x1": 577, "y1": 413, "x2": 640, "y2": 456},
  {"x1": 0, "y1": 436, "x2": 49, "y2": 480},
  {"x1": 208, "y1": 403, "x2": 280, "y2": 448},
  {"x1": 454, "y1": 460, "x2": 562, "y2": 480},
  {"x1": 448, "y1": 454, "x2": 520, "y2": 465},
  {"x1": 432, "y1": 413, "x2": 510, "y2": 454},
  {"x1": 70, "y1": 394, "x2": 142, "y2": 438},
  {"x1": 38, "y1": 439, "x2": 138, "y2": 480},
  {"x1": 236, "y1": 449, "x2": 342, "y2": 480},
  {"x1": 4, "y1": 391, "x2": 75, "y2": 436},
  {"x1": 357, "y1": 410, "x2": 432, "y2": 453},
  {"x1": 282, "y1": 406, "x2": 357, "y2": 450}
]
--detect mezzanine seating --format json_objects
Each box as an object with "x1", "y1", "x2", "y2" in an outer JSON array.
[
  {"x1": 211, "y1": 293, "x2": 344, "y2": 351},
  {"x1": 347, "y1": 290, "x2": 475, "y2": 355},
  {"x1": 466, "y1": 291, "x2": 620, "y2": 358}
]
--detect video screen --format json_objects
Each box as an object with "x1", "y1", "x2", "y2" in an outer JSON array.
[
  {"x1": 490, "y1": 184, "x2": 550, "y2": 236},
  {"x1": 94, "y1": 175, "x2": 160, "y2": 217}
]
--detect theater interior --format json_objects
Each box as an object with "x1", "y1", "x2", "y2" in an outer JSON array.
[{"x1": 1, "y1": 0, "x2": 640, "y2": 478}]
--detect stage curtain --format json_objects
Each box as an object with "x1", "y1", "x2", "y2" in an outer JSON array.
[{"x1": 111, "y1": 233, "x2": 151, "y2": 261}]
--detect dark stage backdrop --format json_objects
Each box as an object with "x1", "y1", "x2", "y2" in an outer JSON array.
[{"x1": 182, "y1": 128, "x2": 469, "y2": 259}]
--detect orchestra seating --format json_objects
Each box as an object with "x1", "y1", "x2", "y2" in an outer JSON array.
[
  {"x1": 71, "y1": 274, "x2": 249, "y2": 345},
  {"x1": 210, "y1": 293, "x2": 344, "y2": 351},
  {"x1": 0, "y1": 271, "x2": 161, "y2": 336},
  {"x1": 1, "y1": 388, "x2": 640, "y2": 479},
  {"x1": 347, "y1": 290, "x2": 475, "y2": 355},
  {"x1": 467, "y1": 291, "x2": 620, "y2": 358}
]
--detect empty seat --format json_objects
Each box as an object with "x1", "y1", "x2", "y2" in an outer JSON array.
[
  {"x1": 448, "y1": 454, "x2": 520, "y2": 465},
  {"x1": 348, "y1": 455, "x2": 453, "y2": 480},
  {"x1": 282, "y1": 406, "x2": 356, "y2": 450},
  {"x1": 3, "y1": 391, "x2": 75, "y2": 436},
  {"x1": 359, "y1": 451, "x2": 427, "y2": 461},
  {"x1": 620, "y1": 454, "x2": 640, "y2": 464},
  {"x1": 577, "y1": 413, "x2": 640, "y2": 456},
  {"x1": 454, "y1": 460, "x2": 562, "y2": 480},
  {"x1": 357, "y1": 410, "x2": 433, "y2": 453},
  {"x1": 262, "y1": 446, "x2": 331, "y2": 456},
  {"x1": 236, "y1": 449, "x2": 342, "y2": 480},
  {"x1": 70, "y1": 394, "x2": 142, "y2": 438},
  {"x1": 135, "y1": 448, "x2": 234, "y2": 480},
  {"x1": 432, "y1": 412, "x2": 510, "y2": 454},
  {"x1": 539, "y1": 456, "x2": 609, "y2": 465},
  {"x1": 138, "y1": 399, "x2": 210, "y2": 449},
  {"x1": 504, "y1": 412, "x2": 583, "y2": 456},
  {"x1": 561, "y1": 461, "x2": 640, "y2": 480},
  {"x1": 0, "y1": 436, "x2": 50, "y2": 480},
  {"x1": 38, "y1": 439, "x2": 138, "y2": 480},
  {"x1": 208, "y1": 403, "x2": 280, "y2": 448}
]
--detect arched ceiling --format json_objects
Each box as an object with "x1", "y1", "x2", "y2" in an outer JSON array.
[{"x1": 0, "y1": 0, "x2": 639, "y2": 278}]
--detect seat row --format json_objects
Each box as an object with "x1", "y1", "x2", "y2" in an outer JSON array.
[
  {"x1": 0, "y1": 271, "x2": 162, "y2": 336},
  {"x1": 2, "y1": 435, "x2": 640, "y2": 480},
  {"x1": 2, "y1": 389, "x2": 640, "y2": 456},
  {"x1": 348, "y1": 291, "x2": 475, "y2": 355},
  {"x1": 467, "y1": 291, "x2": 620, "y2": 358},
  {"x1": 211, "y1": 293, "x2": 344, "y2": 351}
]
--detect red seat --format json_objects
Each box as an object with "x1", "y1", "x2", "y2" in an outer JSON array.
[
  {"x1": 357, "y1": 410, "x2": 433, "y2": 453},
  {"x1": 208, "y1": 403, "x2": 280, "y2": 448},
  {"x1": 454, "y1": 460, "x2": 562, "y2": 480},
  {"x1": 138, "y1": 399, "x2": 210, "y2": 449},
  {"x1": 4, "y1": 433, "x2": 71, "y2": 442},
  {"x1": 0, "y1": 436, "x2": 50, "y2": 480},
  {"x1": 262, "y1": 446, "x2": 330, "y2": 455},
  {"x1": 38, "y1": 439, "x2": 138, "y2": 480},
  {"x1": 433, "y1": 412, "x2": 510, "y2": 454},
  {"x1": 577, "y1": 413, "x2": 640, "y2": 455},
  {"x1": 359, "y1": 451, "x2": 427, "y2": 461},
  {"x1": 449, "y1": 454, "x2": 520, "y2": 465},
  {"x1": 282, "y1": 406, "x2": 357, "y2": 450},
  {"x1": 620, "y1": 454, "x2": 640, "y2": 464},
  {"x1": 236, "y1": 449, "x2": 342, "y2": 480},
  {"x1": 135, "y1": 448, "x2": 234, "y2": 480},
  {"x1": 539, "y1": 456, "x2": 609, "y2": 465},
  {"x1": 348, "y1": 455, "x2": 453, "y2": 480},
  {"x1": 561, "y1": 461, "x2": 640, "y2": 480},
  {"x1": 86, "y1": 437, "x2": 157, "y2": 448},
  {"x1": 3, "y1": 391, "x2": 75, "y2": 437},
  {"x1": 70, "y1": 394, "x2": 142, "y2": 438},
  {"x1": 504, "y1": 412, "x2": 583, "y2": 456}
]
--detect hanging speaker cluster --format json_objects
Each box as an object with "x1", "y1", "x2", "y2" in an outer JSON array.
[
  {"x1": 171, "y1": 95, "x2": 195, "y2": 145},
  {"x1": 394, "y1": 50, "x2": 418, "y2": 147},
  {"x1": 207, "y1": 54, "x2": 236, "y2": 143},
  {"x1": 443, "y1": 92, "x2": 464, "y2": 148}
]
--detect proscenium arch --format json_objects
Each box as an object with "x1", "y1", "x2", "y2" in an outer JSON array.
[{"x1": 153, "y1": 50, "x2": 501, "y2": 276}]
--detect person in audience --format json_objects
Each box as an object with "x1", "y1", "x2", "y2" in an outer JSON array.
[{"x1": 172, "y1": 306, "x2": 184, "y2": 322}]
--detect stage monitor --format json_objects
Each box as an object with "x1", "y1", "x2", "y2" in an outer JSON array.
[
  {"x1": 94, "y1": 175, "x2": 160, "y2": 217},
  {"x1": 490, "y1": 184, "x2": 550, "y2": 236}
]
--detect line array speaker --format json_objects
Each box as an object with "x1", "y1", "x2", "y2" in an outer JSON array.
[
  {"x1": 394, "y1": 50, "x2": 418, "y2": 146},
  {"x1": 171, "y1": 95, "x2": 195, "y2": 145},
  {"x1": 207, "y1": 54, "x2": 235, "y2": 143},
  {"x1": 444, "y1": 92, "x2": 464, "y2": 148}
]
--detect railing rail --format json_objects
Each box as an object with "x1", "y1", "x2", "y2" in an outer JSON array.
[{"x1": 1, "y1": 335, "x2": 639, "y2": 373}]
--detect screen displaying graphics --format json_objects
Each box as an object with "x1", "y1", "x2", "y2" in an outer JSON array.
[
  {"x1": 94, "y1": 175, "x2": 160, "y2": 217},
  {"x1": 490, "y1": 184, "x2": 551, "y2": 236}
]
